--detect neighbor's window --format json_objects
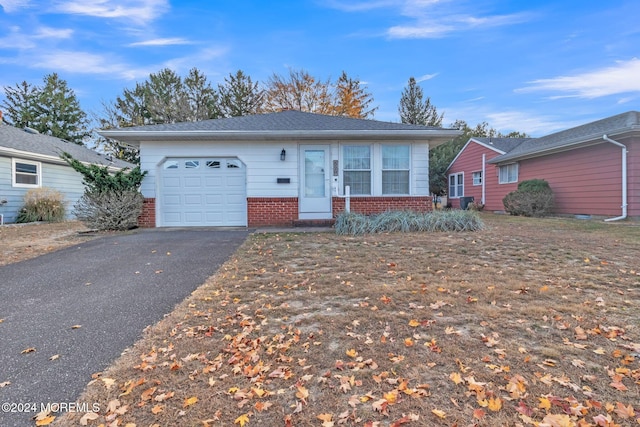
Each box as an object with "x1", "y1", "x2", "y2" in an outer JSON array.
[
  {"x1": 382, "y1": 145, "x2": 410, "y2": 195},
  {"x1": 448, "y1": 172, "x2": 463, "y2": 198},
  {"x1": 343, "y1": 145, "x2": 371, "y2": 195},
  {"x1": 472, "y1": 171, "x2": 482, "y2": 186},
  {"x1": 13, "y1": 159, "x2": 40, "y2": 187},
  {"x1": 498, "y1": 163, "x2": 518, "y2": 184}
]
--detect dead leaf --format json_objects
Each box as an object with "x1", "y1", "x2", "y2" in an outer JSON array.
[
  {"x1": 183, "y1": 396, "x2": 198, "y2": 407},
  {"x1": 408, "y1": 319, "x2": 420, "y2": 327},
  {"x1": 0, "y1": 381, "x2": 10, "y2": 387},
  {"x1": 78, "y1": 412, "x2": 99, "y2": 426},
  {"x1": 234, "y1": 413, "x2": 250, "y2": 426},
  {"x1": 35, "y1": 415, "x2": 56, "y2": 426},
  {"x1": 71, "y1": 324, "x2": 82, "y2": 329},
  {"x1": 49, "y1": 354, "x2": 59, "y2": 361},
  {"x1": 21, "y1": 347, "x2": 36, "y2": 354},
  {"x1": 431, "y1": 409, "x2": 446, "y2": 419}
]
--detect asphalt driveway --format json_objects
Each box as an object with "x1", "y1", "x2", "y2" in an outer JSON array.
[{"x1": 0, "y1": 228, "x2": 249, "y2": 427}]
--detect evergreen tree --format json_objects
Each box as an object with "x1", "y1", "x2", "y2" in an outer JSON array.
[
  {"x1": 1, "y1": 81, "x2": 39, "y2": 128},
  {"x1": 35, "y1": 73, "x2": 90, "y2": 144},
  {"x1": 333, "y1": 71, "x2": 377, "y2": 119},
  {"x1": 1, "y1": 74, "x2": 89, "y2": 144},
  {"x1": 184, "y1": 67, "x2": 220, "y2": 121},
  {"x1": 398, "y1": 77, "x2": 443, "y2": 126},
  {"x1": 218, "y1": 70, "x2": 263, "y2": 117}
]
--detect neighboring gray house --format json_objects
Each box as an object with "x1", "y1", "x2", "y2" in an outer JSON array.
[{"x1": 0, "y1": 120, "x2": 132, "y2": 224}]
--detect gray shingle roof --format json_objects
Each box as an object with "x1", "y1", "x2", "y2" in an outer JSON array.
[
  {"x1": 471, "y1": 137, "x2": 534, "y2": 154},
  {"x1": 99, "y1": 110, "x2": 462, "y2": 145},
  {"x1": 0, "y1": 123, "x2": 133, "y2": 169},
  {"x1": 114, "y1": 110, "x2": 455, "y2": 132},
  {"x1": 489, "y1": 111, "x2": 640, "y2": 164}
]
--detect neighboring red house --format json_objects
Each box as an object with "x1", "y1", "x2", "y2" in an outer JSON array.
[{"x1": 446, "y1": 111, "x2": 640, "y2": 220}]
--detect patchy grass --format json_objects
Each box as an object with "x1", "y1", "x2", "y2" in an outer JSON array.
[
  {"x1": 55, "y1": 214, "x2": 639, "y2": 427},
  {"x1": 0, "y1": 221, "x2": 94, "y2": 266}
]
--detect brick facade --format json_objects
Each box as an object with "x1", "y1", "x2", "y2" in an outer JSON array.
[
  {"x1": 247, "y1": 197, "x2": 298, "y2": 227},
  {"x1": 332, "y1": 196, "x2": 433, "y2": 216},
  {"x1": 138, "y1": 198, "x2": 156, "y2": 228},
  {"x1": 140, "y1": 196, "x2": 433, "y2": 228}
]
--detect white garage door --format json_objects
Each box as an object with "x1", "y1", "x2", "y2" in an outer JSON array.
[{"x1": 159, "y1": 158, "x2": 247, "y2": 227}]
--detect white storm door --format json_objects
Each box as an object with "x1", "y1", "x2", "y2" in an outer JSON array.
[{"x1": 299, "y1": 145, "x2": 332, "y2": 218}]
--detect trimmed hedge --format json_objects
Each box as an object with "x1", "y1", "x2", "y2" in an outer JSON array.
[
  {"x1": 503, "y1": 179, "x2": 553, "y2": 217},
  {"x1": 335, "y1": 210, "x2": 484, "y2": 235}
]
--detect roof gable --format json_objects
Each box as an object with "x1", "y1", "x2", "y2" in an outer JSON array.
[
  {"x1": 0, "y1": 123, "x2": 132, "y2": 169},
  {"x1": 446, "y1": 136, "x2": 533, "y2": 172}
]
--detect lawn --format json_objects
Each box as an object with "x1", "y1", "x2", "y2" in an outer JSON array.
[{"x1": 53, "y1": 214, "x2": 639, "y2": 427}]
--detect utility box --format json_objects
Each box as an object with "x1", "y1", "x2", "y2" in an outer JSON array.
[{"x1": 460, "y1": 196, "x2": 475, "y2": 210}]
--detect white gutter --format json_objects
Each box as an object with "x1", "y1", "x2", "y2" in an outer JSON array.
[
  {"x1": 602, "y1": 135, "x2": 628, "y2": 222},
  {"x1": 481, "y1": 153, "x2": 486, "y2": 204}
]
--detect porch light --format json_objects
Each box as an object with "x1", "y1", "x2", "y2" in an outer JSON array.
[{"x1": 280, "y1": 148, "x2": 286, "y2": 161}]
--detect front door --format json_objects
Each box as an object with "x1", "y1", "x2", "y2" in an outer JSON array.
[{"x1": 299, "y1": 145, "x2": 332, "y2": 219}]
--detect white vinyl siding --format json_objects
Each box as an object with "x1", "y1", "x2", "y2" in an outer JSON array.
[
  {"x1": 499, "y1": 163, "x2": 518, "y2": 184},
  {"x1": 448, "y1": 172, "x2": 463, "y2": 198},
  {"x1": 382, "y1": 145, "x2": 410, "y2": 195}
]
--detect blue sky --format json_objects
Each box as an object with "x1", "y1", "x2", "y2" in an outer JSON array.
[{"x1": 0, "y1": 0, "x2": 639, "y2": 136}]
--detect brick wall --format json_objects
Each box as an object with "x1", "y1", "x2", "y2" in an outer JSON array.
[
  {"x1": 332, "y1": 196, "x2": 433, "y2": 216},
  {"x1": 138, "y1": 198, "x2": 156, "y2": 228},
  {"x1": 247, "y1": 197, "x2": 298, "y2": 227}
]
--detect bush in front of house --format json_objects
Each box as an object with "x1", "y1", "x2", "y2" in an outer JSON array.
[
  {"x1": 16, "y1": 187, "x2": 66, "y2": 223},
  {"x1": 74, "y1": 190, "x2": 143, "y2": 230},
  {"x1": 335, "y1": 209, "x2": 484, "y2": 235},
  {"x1": 61, "y1": 152, "x2": 147, "y2": 230},
  {"x1": 502, "y1": 178, "x2": 553, "y2": 217}
]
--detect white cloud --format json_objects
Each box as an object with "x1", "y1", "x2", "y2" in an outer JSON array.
[
  {"x1": 128, "y1": 38, "x2": 193, "y2": 47},
  {"x1": 387, "y1": 12, "x2": 530, "y2": 39},
  {"x1": 53, "y1": 0, "x2": 169, "y2": 24},
  {"x1": 484, "y1": 111, "x2": 578, "y2": 136},
  {"x1": 161, "y1": 47, "x2": 229, "y2": 73},
  {"x1": 0, "y1": 0, "x2": 30, "y2": 13},
  {"x1": 517, "y1": 58, "x2": 640, "y2": 99},
  {"x1": 416, "y1": 73, "x2": 438, "y2": 82},
  {"x1": 320, "y1": 0, "x2": 399, "y2": 12},
  {"x1": 34, "y1": 26, "x2": 74, "y2": 39},
  {"x1": 29, "y1": 50, "x2": 149, "y2": 80},
  {"x1": 0, "y1": 25, "x2": 72, "y2": 49}
]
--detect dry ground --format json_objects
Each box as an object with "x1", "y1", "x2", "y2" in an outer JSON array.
[
  {"x1": 33, "y1": 215, "x2": 640, "y2": 426},
  {"x1": 0, "y1": 221, "x2": 96, "y2": 266}
]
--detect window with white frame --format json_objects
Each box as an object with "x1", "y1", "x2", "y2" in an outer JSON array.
[
  {"x1": 13, "y1": 159, "x2": 40, "y2": 187},
  {"x1": 382, "y1": 145, "x2": 410, "y2": 194},
  {"x1": 343, "y1": 145, "x2": 371, "y2": 195},
  {"x1": 472, "y1": 171, "x2": 482, "y2": 186},
  {"x1": 498, "y1": 163, "x2": 518, "y2": 184},
  {"x1": 448, "y1": 172, "x2": 463, "y2": 198}
]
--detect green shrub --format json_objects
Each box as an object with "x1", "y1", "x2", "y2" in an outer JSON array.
[
  {"x1": 503, "y1": 179, "x2": 553, "y2": 217},
  {"x1": 335, "y1": 210, "x2": 484, "y2": 235},
  {"x1": 16, "y1": 188, "x2": 66, "y2": 223},
  {"x1": 74, "y1": 190, "x2": 143, "y2": 230},
  {"x1": 61, "y1": 152, "x2": 147, "y2": 230}
]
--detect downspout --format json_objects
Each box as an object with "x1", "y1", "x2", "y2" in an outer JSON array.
[
  {"x1": 481, "y1": 153, "x2": 486, "y2": 205},
  {"x1": 602, "y1": 135, "x2": 627, "y2": 222}
]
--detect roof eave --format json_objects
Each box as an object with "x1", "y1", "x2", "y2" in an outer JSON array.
[
  {"x1": 98, "y1": 129, "x2": 462, "y2": 146},
  {"x1": 488, "y1": 127, "x2": 640, "y2": 164},
  {"x1": 0, "y1": 145, "x2": 125, "y2": 171}
]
